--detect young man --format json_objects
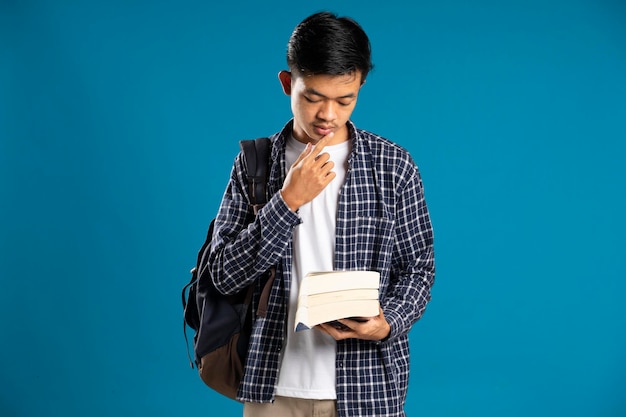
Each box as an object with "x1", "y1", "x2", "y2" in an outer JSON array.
[{"x1": 207, "y1": 11, "x2": 435, "y2": 417}]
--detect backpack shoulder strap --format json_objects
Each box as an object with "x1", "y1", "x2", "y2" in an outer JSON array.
[
  {"x1": 239, "y1": 137, "x2": 276, "y2": 318},
  {"x1": 240, "y1": 137, "x2": 271, "y2": 213}
]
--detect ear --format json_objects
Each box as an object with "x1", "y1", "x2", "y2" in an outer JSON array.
[{"x1": 278, "y1": 70, "x2": 292, "y2": 95}]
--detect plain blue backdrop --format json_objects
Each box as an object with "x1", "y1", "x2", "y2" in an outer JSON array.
[{"x1": 1, "y1": 0, "x2": 625, "y2": 416}]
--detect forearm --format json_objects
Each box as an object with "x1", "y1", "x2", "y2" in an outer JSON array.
[
  {"x1": 382, "y1": 254, "x2": 435, "y2": 340},
  {"x1": 209, "y1": 190, "x2": 299, "y2": 295}
]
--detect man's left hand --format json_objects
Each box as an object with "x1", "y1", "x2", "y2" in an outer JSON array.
[{"x1": 317, "y1": 305, "x2": 390, "y2": 341}]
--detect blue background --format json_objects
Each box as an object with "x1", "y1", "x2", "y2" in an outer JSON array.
[{"x1": 1, "y1": 0, "x2": 625, "y2": 416}]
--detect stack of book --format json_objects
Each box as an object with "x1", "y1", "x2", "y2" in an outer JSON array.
[{"x1": 294, "y1": 270, "x2": 380, "y2": 331}]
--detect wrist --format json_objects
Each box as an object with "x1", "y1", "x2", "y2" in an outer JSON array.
[{"x1": 279, "y1": 189, "x2": 301, "y2": 212}]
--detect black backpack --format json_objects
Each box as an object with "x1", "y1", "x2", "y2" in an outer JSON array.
[{"x1": 182, "y1": 137, "x2": 274, "y2": 400}]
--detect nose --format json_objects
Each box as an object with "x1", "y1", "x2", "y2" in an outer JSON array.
[{"x1": 316, "y1": 100, "x2": 336, "y2": 122}]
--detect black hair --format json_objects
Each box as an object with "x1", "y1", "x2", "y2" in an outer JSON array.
[{"x1": 286, "y1": 11, "x2": 373, "y2": 81}]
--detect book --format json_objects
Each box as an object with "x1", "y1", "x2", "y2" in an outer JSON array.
[
  {"x1": 300, "y1": 289, "x2": 379, "y2": 307},
  {"x1": 294, "y1": 270, "x2": 380, "y2": 331}
]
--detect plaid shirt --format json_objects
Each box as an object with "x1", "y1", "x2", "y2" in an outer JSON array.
[{"x1": 208, "y1": 120, "x2": 435, "y2": 416}]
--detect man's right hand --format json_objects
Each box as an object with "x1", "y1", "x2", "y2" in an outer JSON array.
[{"x1": 280, "y1": 133, "x2": 336, "y2": 212}]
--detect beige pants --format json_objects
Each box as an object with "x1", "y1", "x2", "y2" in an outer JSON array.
[{"x1": 243, "y1": 396, "x2": 338, "y2": 417}]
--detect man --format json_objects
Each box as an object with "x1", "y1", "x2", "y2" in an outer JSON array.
[{"x1": 207, "y1": 11, "x2": 435, "y2": 417}]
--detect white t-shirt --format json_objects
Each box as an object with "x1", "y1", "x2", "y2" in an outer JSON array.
[{"x1": 275, "y1": 136, "x2": 351, "y2": 400}]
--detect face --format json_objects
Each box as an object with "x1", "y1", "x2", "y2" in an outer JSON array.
[{"x1": 278, "y1": 70, "x2": 363, "y2": 145}]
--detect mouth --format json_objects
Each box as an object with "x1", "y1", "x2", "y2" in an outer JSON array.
[{"x1": 314, "y1": 125, "x2": 334, "y2": 136}]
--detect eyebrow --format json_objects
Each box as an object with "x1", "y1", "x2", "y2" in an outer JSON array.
[{"x1": 305, "y1": 88, "x2": 356, "y2": 100}]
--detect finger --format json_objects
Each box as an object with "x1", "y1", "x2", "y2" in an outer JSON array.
[
  {"x1": 310, "y1": 131, "x2": 334, "y2": 155},
  {"x1": 335, "y1": 318, "x2": 353, "y2": 329},
  {"x1": 320, "y1": 161, "x2": 335, "y2": 172},
  {"x1": 318, "y1": 323, "x2": 349, "y2": 340},
  {"x1": 321, "y1": 171, "x2": 337, "y2": 186},
  {"x1": 299, "y1": 132, "x2": 334, "y2": 165},
  {"x1": 314, "y1": 151, "x2": 331, "y2": 162},
  {"x1": 320, "y1": 160, "x2": 335, "y2": 174}
]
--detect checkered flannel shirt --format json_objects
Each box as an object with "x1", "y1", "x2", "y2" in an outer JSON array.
[{"x1": 208, "y1": 120, "x2": 435, "y2": 417}]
